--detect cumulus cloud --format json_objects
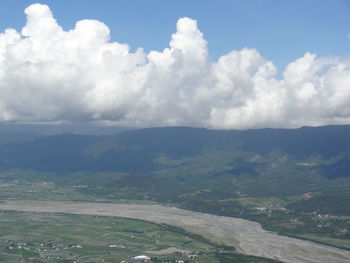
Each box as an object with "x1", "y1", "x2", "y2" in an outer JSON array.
[{"x1": 0, "y1": 4, "x2": 350, "y2": 129}]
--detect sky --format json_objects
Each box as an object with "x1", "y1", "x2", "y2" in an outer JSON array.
[{"x1": 0, "y1": 0, "x2": 349, "y2": 129}]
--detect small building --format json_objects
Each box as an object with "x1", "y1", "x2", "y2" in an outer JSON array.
[{"x1": 132, "y1": 255, "x2": 151, "y2": 262}]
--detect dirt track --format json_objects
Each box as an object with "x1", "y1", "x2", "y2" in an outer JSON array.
[{"x1": 0, "y1": 200, "x2": 349, "y2": 263}]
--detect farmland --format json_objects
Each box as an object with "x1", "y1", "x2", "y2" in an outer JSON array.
[{"x1": 0, "y1": 210, "x2": 278, "y2": 263}]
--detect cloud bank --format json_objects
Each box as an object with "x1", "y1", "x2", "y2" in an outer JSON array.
[{"x1": 0, "y1": 4, "x2": 350, "y2": 129}]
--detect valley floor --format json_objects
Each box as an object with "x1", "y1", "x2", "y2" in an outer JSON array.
[{"x1": 0, "y1": 200, "x2": 349, "y2": 263}]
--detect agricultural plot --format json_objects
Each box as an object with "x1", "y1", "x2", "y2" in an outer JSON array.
[{"x1": 0, "y1": 211, "x2": 218, "y2": 263}]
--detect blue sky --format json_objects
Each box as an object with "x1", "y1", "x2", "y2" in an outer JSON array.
[
  {"x1": 1, "y1": 0, "x2": 349, "y2": 71},
  {"x1": 0, "y1": 1, "x2": 350, "y2": 129}
]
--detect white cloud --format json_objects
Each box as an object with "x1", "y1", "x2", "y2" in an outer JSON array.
[{"x1": 0, "y1": 3, "x2": 349, "y2": 129}]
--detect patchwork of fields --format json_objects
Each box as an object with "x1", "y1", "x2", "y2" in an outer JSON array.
[{"x1": 0, "y1": 209, "x2": 280, "y2": 263}]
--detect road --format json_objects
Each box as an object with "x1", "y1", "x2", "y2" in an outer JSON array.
[{"x1": 0, "y1": 200, "x2": 349, "y2": 263}]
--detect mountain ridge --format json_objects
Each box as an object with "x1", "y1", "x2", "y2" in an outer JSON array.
[{"x1": 0, "y1": 125, "x2": 350, "y2": 173}]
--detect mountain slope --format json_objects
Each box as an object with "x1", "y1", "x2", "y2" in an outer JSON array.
[{"x1": 0, "y1": 125, "x2": 349, "y2": 174}]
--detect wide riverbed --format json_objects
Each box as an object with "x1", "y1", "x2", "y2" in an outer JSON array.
[{"x1": 0, "y1": 200, "x2": 349, "y2": 263}]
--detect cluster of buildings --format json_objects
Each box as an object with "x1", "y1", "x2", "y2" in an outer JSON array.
[{"x1": 127, "y1": 256, "x2": 188, "y2": 263}]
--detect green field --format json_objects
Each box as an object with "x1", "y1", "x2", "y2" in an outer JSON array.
[
  {"x1": 0, "y1": 211, "x2": 213, "y2": 263},
  {"x1": 0, "y1": 211, "x2": 279, "y2": 263}
]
